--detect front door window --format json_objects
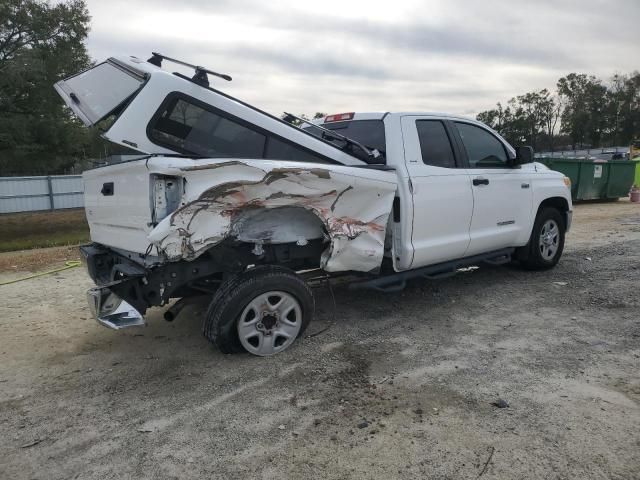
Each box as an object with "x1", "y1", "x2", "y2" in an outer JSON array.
[{"x1": 455, "y1": 122, "x2": 508, "y2": 168}]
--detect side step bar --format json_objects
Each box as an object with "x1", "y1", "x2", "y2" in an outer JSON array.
[{"x1": 349, "y1": 248, "x2": 515, "y2": 293}]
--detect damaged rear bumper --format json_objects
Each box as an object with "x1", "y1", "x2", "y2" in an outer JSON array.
[
  {"x1": 79, "y1": 241, "x2": 243, "y2": 326},
  {"x1": 81, "y1": 244, "x2": 147, "y2": 329},
  {"x1": 87, "y1": 286, "x2": 145, "y2": 330}
]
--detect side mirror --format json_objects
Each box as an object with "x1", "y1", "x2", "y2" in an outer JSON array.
[{"x1": 514, "y1": 146, "x2": 534, "y2": 166}]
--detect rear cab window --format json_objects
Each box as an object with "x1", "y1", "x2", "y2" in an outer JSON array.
[
  {"x1": 54, "y1": 60, "x2": 146, "y2": 126},
  {"x1": 303, "y1": 119, "x2": 386, "y2": 164}
]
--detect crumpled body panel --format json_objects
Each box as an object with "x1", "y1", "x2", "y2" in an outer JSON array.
[{"x1": 147, "y1": 160, "x2": 397, "y2": 272}]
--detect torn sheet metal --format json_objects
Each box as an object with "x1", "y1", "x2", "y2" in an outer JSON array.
[{"x1": 147, "y1": 160, "x2": 397, "y2": 272}]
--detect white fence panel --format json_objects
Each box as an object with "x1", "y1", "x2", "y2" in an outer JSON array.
[
  {"x1": 51, "y1": 176, "x2": 83, "y2": 194},
  {"x1": 0, "y1": 175, "x2": 84, "y2": 214}
]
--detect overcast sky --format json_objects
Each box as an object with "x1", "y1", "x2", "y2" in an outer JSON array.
[{"x1": 85, "y1": 0, "x2": 639, "y2": 118}]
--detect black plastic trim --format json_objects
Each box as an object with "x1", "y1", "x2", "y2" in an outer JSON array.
[
  {"x1": 101, "y1": 182, "x2": 114, "y2": 196},
  {"x1": 349, "y1": 248, "x2": 515, "y2": 292},
  {"x1": 351, "y1": 164, "x2": 395, "y2": 171},
  {"x1": 444, "y1": 119, "x2": 470, "y2": 168},
  {"x1": 392, "y1": 197, "x2": 401, "y2": 222},
  {"x1": 108, "y1": 57, "x2": 148, "y2": 81}
]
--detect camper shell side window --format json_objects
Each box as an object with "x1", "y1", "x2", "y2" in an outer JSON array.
[{"x1": 147, "y1": 92, "x2": 332, "y2": 163}]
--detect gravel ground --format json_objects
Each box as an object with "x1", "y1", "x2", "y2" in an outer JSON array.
[{"x1": 1, "y1": 201, "x2": 639, "y2": 480}]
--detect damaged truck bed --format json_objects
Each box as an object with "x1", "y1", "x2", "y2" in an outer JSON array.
[
  {"x1": 146, "y1": 159, "x2": 397, "y2": 272},
  {"x1": 58, "y1": 53, "x2": 572, "y2": 356}
]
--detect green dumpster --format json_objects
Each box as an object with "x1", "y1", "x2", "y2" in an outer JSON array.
[
  {"x1": 537, "y1": 157, "x2": 638, "y2": 201},
  {"x1": 607, "y1": 160, "x2": 638, "y2": 197},
  {"x1": 635, "y1": 159, "x2": 640, "y2": 188}
]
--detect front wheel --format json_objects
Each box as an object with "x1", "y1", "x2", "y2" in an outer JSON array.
[
  {"x1": 203, "y1": 266, "x2": 314, "y2": 356},
  {"x1": 517, "y1": 207, "x2": 566, "y2": 270}
]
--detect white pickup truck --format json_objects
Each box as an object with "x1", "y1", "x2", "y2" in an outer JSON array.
[{"x1": 55, "y1": 54, "x2": 573, "y2": 356}]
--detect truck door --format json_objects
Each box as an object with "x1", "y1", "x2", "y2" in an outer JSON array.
[
  {"x1": 400, "y1": 116, "x2": 473, "y2": 268},
  {"x1": 452, "y1": 121, "x2": 533, "y2": 255}
]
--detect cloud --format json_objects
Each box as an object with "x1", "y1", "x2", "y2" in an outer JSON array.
[{"x1": 84, "y1": 0, "x2": 640, "y2": 117}]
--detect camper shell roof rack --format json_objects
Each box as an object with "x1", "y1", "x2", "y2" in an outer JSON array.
[{"x1": 147, "y1": 52, "x2": 232, "y2": 87}]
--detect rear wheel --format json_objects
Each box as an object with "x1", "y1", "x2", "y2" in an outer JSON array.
[
  {"x1": 518, "y1": 207, "x2": 565, "y2": 270},
  {"x1": 203, "y1": 266, "x2": 314, "y2": 356}
]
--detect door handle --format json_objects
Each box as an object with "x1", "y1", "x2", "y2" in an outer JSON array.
[
  {"x1": 101, "y1": 182, "x2": 114, "y2": 196},
  {"x1": 473, "y1": 178, "x2": 489, "y2": 186}
]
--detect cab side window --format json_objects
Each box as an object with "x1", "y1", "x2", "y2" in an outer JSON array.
[
  {"x1": 416, "y1": 120, "x2": 456, "y2": 168},
  {"x1": 455, "y1": 122, "x2": 508, "y2": 168}
]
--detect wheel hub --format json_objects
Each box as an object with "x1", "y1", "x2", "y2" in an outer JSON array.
[{"x1": 260, "y1": 312, "x2": 278, "y2": 332}]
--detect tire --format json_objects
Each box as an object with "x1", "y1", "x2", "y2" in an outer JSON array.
[
  {"x1": 203, "y1": 265, "x2": 314, "y2": 356},
  {"x1": 518, "y1": 207, "x2": 565, "y2": 270}
]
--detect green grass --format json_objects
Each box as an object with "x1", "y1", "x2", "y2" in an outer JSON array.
[{"x1": 0, "y1": 208, "x2": 90, "y2": 252}]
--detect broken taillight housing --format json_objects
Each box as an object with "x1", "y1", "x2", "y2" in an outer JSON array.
[{"x1": 151, "y1": 175, "x2": 183, "y2": 224}]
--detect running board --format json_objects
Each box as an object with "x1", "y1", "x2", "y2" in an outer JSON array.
[{"x1": 349, "y1": 248, "x2": 515, "y2": 293}]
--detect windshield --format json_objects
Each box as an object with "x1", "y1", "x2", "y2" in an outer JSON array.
[{"x1": 303, "y1": 120, "x2": 386, "y2": 164}]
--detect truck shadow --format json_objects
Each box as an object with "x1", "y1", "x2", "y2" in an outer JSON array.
[
  {"x1": 57, "y1": 257, "x2": 575, "y2": 395},
  {"x1": 34, "y1": 248, "x2": 597, "y2": 414}
]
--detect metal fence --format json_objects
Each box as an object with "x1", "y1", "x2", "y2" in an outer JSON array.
[{"x1": 0, "y1": 175, "x2": 84, "y2": 214}]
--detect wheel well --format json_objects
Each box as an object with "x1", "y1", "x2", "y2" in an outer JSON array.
[
  {"x1": 537, "y1": 197, "x2": 569, "y2": 217},
  {"x1": 231, "y1": 206, "x2": 325, "y2": 244},
  {"x1": 517, "y1": 197, "x2": 568, "y2": 263},
  {"x1": 228, "y1": 206, "x2": 327, "y2": 269}
]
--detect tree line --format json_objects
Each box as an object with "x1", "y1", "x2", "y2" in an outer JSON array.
[
  {"x1": 477, "y1": 72, "x2": 640, "y2": 152},
  {"x1": 0, "y1": 0, "x2": 126, "y2": 176}
]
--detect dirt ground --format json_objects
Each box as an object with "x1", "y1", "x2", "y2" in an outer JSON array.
[{"x1": 1, "y1": 201, "x2": 639, "y2": 480}]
